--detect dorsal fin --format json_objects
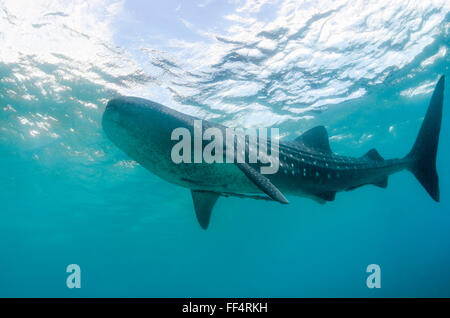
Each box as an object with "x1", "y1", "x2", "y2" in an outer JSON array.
[
  {"x1": 363, "y1": 148, "x2": 384, "y2": 161},
  {"x1": 191, "y1": 190, "x2": 219, "y2": 230},
  {"x1": 295, "y1": 126, "x2": 332, "y2": 154}
]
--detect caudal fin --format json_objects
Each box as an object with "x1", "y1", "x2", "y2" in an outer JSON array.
[{"x1": 406, "y1": 75, "x2": 445, "y2": 202}]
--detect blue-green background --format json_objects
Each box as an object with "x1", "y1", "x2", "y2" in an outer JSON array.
[{"x1": 0, "y1": 1, "x2": 449, "y2": 297}]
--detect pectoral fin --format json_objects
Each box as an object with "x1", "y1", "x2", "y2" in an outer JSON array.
[
  {"x1": 236, "y1": 162, "x2": 289, "y2": 204},
  {"x1": 191, "y1": 190, "x2": 219, "y2": 230}
]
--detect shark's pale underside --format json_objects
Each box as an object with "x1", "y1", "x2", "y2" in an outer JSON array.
[{"x1": 102, "y1": 75, "x2": 445, "y2": 229}]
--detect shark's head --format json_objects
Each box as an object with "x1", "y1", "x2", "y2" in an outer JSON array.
[
  {"x1": 103, "y1": 97, "x2": 152, "y2": 150},
  {"x1": 103, "y1": 96, "x2": 164, "y2": 135},
  {"x1": 102, "y1": 96, "x2": 191, "y2": 162}
]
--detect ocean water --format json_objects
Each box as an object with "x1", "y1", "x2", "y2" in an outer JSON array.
[{"x1": 0, "y1": 0, "x2": 450, "y2": 297}]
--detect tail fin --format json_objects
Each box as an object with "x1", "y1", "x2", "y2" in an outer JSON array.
[{"x1": 406, "y1": 75, "x2": 445, "y2": 202}]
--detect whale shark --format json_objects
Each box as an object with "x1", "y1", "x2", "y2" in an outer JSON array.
[{"x1": 102, "y1": 75, "x2": 445, "y2": 229}]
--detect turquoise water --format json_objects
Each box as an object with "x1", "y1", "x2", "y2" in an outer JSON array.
[{"x1": 1, "y1": 1, "x2": 450, "y2": 297}]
